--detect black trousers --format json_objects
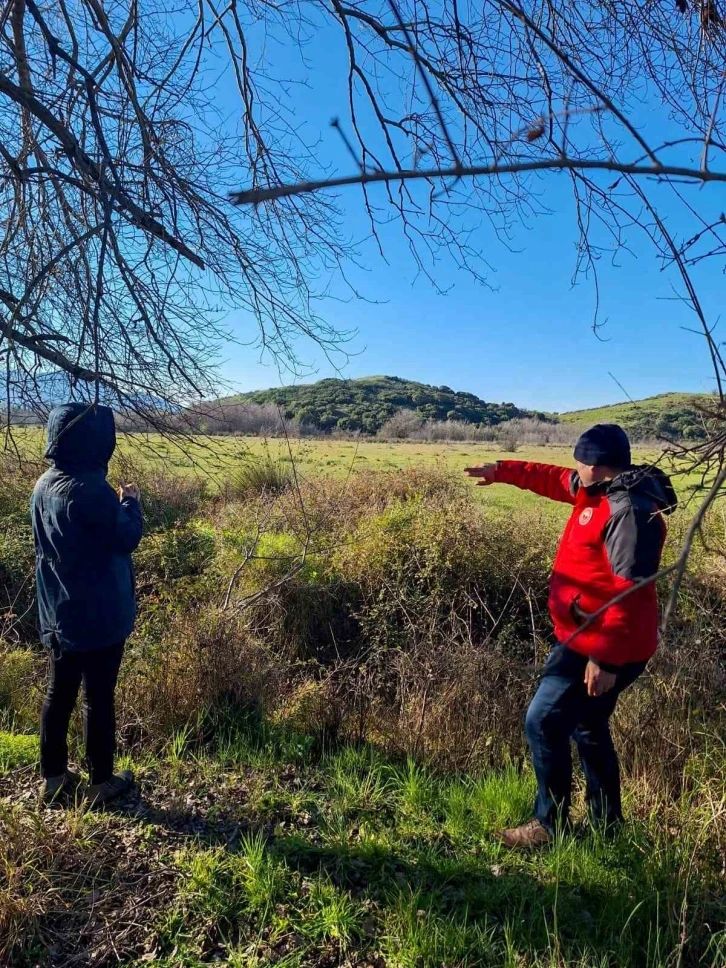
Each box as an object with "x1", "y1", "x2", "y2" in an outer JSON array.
[{"x1": 40, "y1": 642, "x2": 124, "y2": 785}]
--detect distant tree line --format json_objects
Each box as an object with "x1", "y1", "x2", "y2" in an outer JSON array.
[
  {"x1": 154, "y1": 383, "x2": 711, "y2": 446},
  {"x1": 6, "y1": 380, "x2": 708, "y2": 447},
  {"x1": 168, "y1": 403, "x2": 317, "y2": 438},
  {"x1": 376, "y1": 412, "x2": 585, "y2": 449}
]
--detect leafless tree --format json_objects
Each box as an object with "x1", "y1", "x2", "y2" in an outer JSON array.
[
  {"x1": 4, "y1": 1, "x2": 725, "y2": 423},
  {"x1": 226, "y1": 0, "x2": 726, "y2": 620},
  {"x1": 0, "y1": 0, "x2": 355, "y2": 425},
  {"x1": 3, "y1": 1, "x2": 726, "y2": 612},
  {"x1": 231, "y1": 2, "x2": 726, "y2": 363}
]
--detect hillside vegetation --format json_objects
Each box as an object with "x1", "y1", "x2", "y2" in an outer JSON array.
[
  {"x1": 559, "y1": 392, "x2": 712, "y2": 441},
  {"x1": 218, "y1": 378, "x2": 711, "y2": 442},
  {"x1": 221, "y1": 376, "x2": 537, "y2": 434}
]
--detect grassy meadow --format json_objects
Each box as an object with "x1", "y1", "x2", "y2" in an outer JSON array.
[{"x1": 0, "y1": 433, "x2": 724, "y2": 967}]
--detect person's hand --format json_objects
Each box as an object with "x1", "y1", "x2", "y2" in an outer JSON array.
[
  {"x1": 464, "y1": 463, "x2": 498, "y2": 486},
  {"x1": 584, "y1": 660, "x2": 617, "y2": 698},
  {"x1": 118, "y1": 483, "x2": 141, "y2": 502}
]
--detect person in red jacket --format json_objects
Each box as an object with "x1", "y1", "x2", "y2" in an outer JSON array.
[{"x1": 465, "y1": 424, "x2": 676, "y2": 847}]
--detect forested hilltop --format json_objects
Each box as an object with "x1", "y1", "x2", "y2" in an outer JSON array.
[
  {"x1": 219, "y1": 377, "x2": 710, "y2": 440},
  {"x1": 221, "y1": 376, "x2": 540, "y2": 434}
]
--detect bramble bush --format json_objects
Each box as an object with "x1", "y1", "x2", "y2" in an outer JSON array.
[{"x1": 0, "y1": 456, "x2": 723, "y2": 789}]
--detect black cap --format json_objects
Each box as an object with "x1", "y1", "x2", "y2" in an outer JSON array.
[{"x1": 574, "y1": 424, "x2": 631, "y2": 469}]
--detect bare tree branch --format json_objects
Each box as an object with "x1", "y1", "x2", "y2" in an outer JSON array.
[{"x1": 231, "y1": 155, "x2": 726, "y2": 205}]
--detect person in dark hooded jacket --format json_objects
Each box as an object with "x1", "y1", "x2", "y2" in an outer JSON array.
[
  {"x1": 465, "y1": 424, "x2": 677, "y2": 847},
  {"x1": 31, "y1": 403, "x2": 143, "y2": 805}
]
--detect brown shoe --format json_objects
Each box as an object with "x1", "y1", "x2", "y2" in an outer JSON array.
[
  {"x1": 39, "y1": 770, "x2": 84, "y2": 805},
  {"x1": 84, "y1": 770, "x2": 134, "y2": 807},
  {"x1": 499, "y1": 818, "x2": 551, "y2": 849}
]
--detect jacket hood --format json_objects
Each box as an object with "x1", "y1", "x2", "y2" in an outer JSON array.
[
  {"x1": 607, "y1": 464, "x2": 678, "y2": 515},
  {"x1": 44, "y1": 403, "x2": 116, "y2": 471}
]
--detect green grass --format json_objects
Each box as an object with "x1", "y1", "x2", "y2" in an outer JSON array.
[
  {"x1": 137, "y1": 437, "x2": 709, "y2": 509},
  {"x1": 3, "y1": 719, "x2": 721, "y2": 966},
  {"x1": 0, "y1": 704, "x2": 721, "y2": 968},
  {"x1": 7, "y1": 425, "x2": 706, "y2": 520},
  {"x1": 1, "y1": 431, "x2": 722, "y2": 966},
  {"x1": 110, "y1": 736, "x2": 726, "y2": 965},
  {"x1": 0, "y1": 730, "x2": 39, "y2": 771}
]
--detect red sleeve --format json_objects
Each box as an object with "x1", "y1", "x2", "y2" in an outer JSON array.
[{"x1": 494, "y1": 461, "x2": 578, "y2": 505}]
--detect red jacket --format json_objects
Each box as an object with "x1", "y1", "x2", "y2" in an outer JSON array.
[{"x1": 494, "y1": 461, "x2": 676, "y2": 668}]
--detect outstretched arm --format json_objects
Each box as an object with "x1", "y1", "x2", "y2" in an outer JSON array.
[{"x1": 465, "y1": 461, "x2": 578, "y2": 505}]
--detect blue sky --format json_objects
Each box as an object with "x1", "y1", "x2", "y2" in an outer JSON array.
[{"x1": 213, "y1": 13, "x2": 725, "y2": 413}]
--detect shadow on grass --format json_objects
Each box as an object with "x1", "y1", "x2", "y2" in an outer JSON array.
[
  {"x1": 267, "y1": 832, "x2": 699, "y2": 966},
  {"x1": 98, "y1": 778, "x2": 719, "y2": 968},
  {"x1": 2, "y1": 707, "x2": 723, "y2": 967}
]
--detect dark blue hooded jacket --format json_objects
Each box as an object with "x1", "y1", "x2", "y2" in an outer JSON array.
[{"x1": 31, "y1": 404, "x2": 143, "y2": 652}]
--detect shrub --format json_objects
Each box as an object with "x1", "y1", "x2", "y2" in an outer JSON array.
[
  {"x1": 497, "y1": 428, "x2": 520, "y2": 452},
  {"x1": 376, "y1": 413, "x2": 574, "y2": 445},
  {"x1": 135, "y1": 520, "x2": 217, "y2": 581},
  {"x1": 489, "y1": 417, "x2": 590, "y2": 448},
  {"x1": 0, "y1": 646, "x2": 43, "y2": 733},
  {"x1": 120, "y1": 607, "x2": 286, "y2": 742},
  {"x1": 174, "y1": 401, "x2": 311, "y2": 436},
  {"x1": 227, "y1": 458, "x2": 292, "y2": 499},
  {"x1": 377, "y1": 410, "x2": 425, "y2": 439},
  {"x1": 0, "y1": 517, "x2": 37, "y2": 642},
  {"x1": 0, "y1": 731, "x2": 38, "y2": 772},
  {"x1": 0, "y1": 455, "x2": 41, "y2": 517},
  {"x1": 1, "y1": 456, "x2": 724, "y2": 793}
]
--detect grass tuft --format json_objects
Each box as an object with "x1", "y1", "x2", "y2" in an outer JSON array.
[
  {"x1": 228, "y1": 458, "x2": 292, "y2": 499},
  {"x1": 0, "y1": 730, "x2": 38, "y2": 773}
]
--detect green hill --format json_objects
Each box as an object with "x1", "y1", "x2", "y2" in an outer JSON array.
[
  {"x1": 222, "y1": 378, "x2": 711, "y2": 440},
  {"x1": 222, "y1": 376, "x2": 538, "y2": 433},
  {"x1": 560, "y1": 392, "x2": 713, "y2": 441}
]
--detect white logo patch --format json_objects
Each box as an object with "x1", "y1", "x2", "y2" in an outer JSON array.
[{"x1": 579, "y1": 508, "x2": 593, "y2": 526}]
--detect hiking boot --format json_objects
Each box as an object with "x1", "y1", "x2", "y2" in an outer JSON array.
[
  {"x1": 84, "y1": 770, "x2": 134, "y2": 807},
  {"x1": 498, "y1": 818, "x2": 552, "y2": 849},
  {"x1": 39, "y1": 770, "x2": 83, "y2": 805}
]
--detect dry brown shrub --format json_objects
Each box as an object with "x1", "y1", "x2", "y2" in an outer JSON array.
[
  {"x1": 271, "y1": 677, "x2": 341, "y2": 737},
  {"x1": 242, "y1": 465, "x2": 469, "y2": 538},
  {"x1": 324, "y1": 640, "x2": 534, "y2": 769},
  {"x1": 0, "y1": 644, "x2": 44, "y2": 732},
  {"x1": 336, "y1": 465, "x2": 467, "y2": 518},
  {"x1": 118, "y1": 606, "x2": 287, "y2": 743}
]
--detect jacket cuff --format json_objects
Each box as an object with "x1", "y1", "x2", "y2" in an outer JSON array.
[{"x1": 589, "y1": 657, "x2": 621, "y2": 674}]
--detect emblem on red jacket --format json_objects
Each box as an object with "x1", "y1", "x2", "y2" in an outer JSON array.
[{"x1": 579, "y1": 508, "x2": 593, "y2": 525}]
